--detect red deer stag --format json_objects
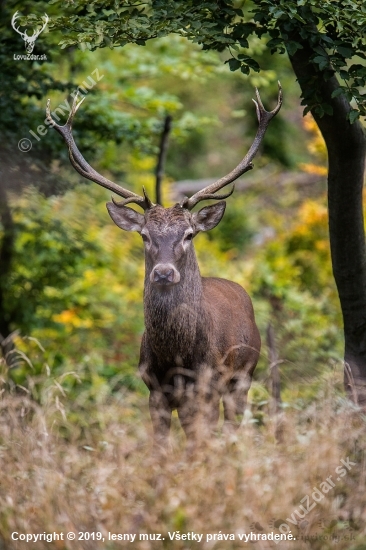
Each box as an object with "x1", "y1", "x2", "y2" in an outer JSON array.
[{"x1": 46, "y1": 85, "x2": 282, "y2": 444}]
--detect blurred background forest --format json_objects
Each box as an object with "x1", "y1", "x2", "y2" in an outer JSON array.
[
  {"x1": 1, "y1": 2, "x2": 366, "y2": 548},
  {"x1": 1, "y1": 0, "x2": 344, "y2": 412}
]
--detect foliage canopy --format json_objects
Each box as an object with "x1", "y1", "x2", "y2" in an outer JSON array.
[{"x1": 48, "y1": 0, "x2": 366, "y2": 122}]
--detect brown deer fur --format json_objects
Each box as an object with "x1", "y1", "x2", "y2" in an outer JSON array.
[{"x1": 107, "y1": 201, "x2": 260, "y2": 443}]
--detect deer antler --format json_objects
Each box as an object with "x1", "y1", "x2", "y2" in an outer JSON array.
[
  {"x1": 181, "y1": 82, "x2": 283, "y2": 210},
  {"x1": 11, "y1": 11, "x2": 27, "y2": 39},
  {"x1": 32, "y1": 14, "x2": 49, "y2": 40},
  {"x1": 46, "y1": 93, "x2": 154, "y2": 211},
  {"x1": 11, "y1": 11, "x2": 48, "y2": 39}
]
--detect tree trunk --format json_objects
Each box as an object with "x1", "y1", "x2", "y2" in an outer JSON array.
[
  {"x1": 0, "y1": 185, "x2": 15, "y2": 363},
  {"x1": 288, "y1": 41, "x2": 366, "y2": 405}
]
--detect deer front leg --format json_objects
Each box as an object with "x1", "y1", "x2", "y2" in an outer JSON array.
[
  {"x1": 177, "y1": 375, "x2": 220, "y2": 442},
  {"x1": 139, "y1": 337, "x2": 171, "y2": 447},
  {"x1": 149, "y1": 390, "x2": 172, "y2": 447}
]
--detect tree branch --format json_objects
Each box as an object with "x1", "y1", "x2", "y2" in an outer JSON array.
[{"x1": 155, "y1": 115, "x2": 172, "y2": 206}]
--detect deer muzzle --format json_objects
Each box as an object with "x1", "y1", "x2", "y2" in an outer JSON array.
[{"x1": 150, "y1": 264, "x2": 180, "y2": 286}]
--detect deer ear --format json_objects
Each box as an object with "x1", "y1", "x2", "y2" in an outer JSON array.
[
  {"x1": 192, "y1": 201, "x2": 226, "y2": 233},
  {"x1": 106, "y1": 202, "x2": 144, "y2": 233}
]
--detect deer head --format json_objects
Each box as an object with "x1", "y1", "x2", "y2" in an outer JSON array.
[
  {"x1": 106, "y1": 201, "x2": 227, "y2": 286},
  {"x1": 12, "y1": 11, "x2": 48, "y2": 54}
]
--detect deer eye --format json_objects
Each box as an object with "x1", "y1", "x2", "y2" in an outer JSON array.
[
  {"x1": 141, "y1": 233, "x2": 149, "y2": 243},
  {"x1": 185, "y1": 233, "x2": 193, "y2": 241}
]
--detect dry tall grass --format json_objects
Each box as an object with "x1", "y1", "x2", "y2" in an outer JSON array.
[{"x1": 0, "y1": 363, "x2": 365, "y2": 550}]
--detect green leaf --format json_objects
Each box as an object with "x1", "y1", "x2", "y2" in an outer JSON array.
[
  {"x1": 227, "y1": 58, "x2": 241, "y2": 71},
  {"x1": 322, "y1": 103, "x2": 333, "y2": 115},
  {"x1": 315, "y1": 105, "x2": 325, "y2": 117},
  {"x1": 348, "y1": 110, "x2": 360, "y2": 123},
  {"x1": 238, "y1": 38, "x2": 249, "y2": 48},
  {"x1": 337, "y1": 46, "x2": 354, "y2": 58},
  {"x1": 293, "y1": 13, "x2": 306, "y2": 24},
  {"x1": 286, "y1": 41, "x2": 302, "y2": 56},
  {"x1": 331, "y1": 88, "x2": 344, "y2": 98},
  {"x1": 246, "y1": 58, "x2": 260, "y2": 71},
  {"x1": 339, "y1": 70, "x2": 349, "y2": 80},
  {"x1": 313, "y1": 55, "x2": 328, "y2": 70},
  {"x1": 314, "y1": 46, "x2": 326, "y2": 56},
  {"x1": 313, "y1": 55, "x2": 327, "y2": 63},
  {"x1": 271, "y1": 8, "x2": 284, "y2": 18}
]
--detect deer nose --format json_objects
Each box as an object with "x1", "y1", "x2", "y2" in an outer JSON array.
[
  {"x1": 151, "y1": 264, "x2": 180, "y2": 285},
  {"x1": 154, "y1": 268, "x2": 173, "y2": 281}
]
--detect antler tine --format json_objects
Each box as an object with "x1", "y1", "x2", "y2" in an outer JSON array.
[
  {"x1": 12, "y1": 11, "x2": 26, "y2": 38},
  {"x1": 40, "y1": 13, "x2": 49, "y2": 32},
  {"x1": 253, "y1": 81, "x2": 282, "y2": 122},
  {"x1": 46, "y1": 93, "x2": 154, "y2": 211},
  {"x1": 180, "y1": 185, "x2": 235, "y2": 208},
  {"x1": 32, "y1": 13, "x2": 49, "y2": 38},
  {"x1": 182, "y1": 82, "x2": 283, "y2": 211},
  {"x1": 112, "y1": 186, "x2": 154, "y2": 209}
]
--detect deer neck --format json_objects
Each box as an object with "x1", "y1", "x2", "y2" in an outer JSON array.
[{"x1": 143, "y1": 247, "x2": 206, "y2": 362}]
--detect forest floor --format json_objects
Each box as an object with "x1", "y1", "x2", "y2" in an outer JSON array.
[{"x1": 0, "y1": 366, "x2": 365, "y2": 550}]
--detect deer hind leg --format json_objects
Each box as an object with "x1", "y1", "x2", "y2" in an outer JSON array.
[{"x1": 223, "y1": 374, "x2": 251, "y2": 429}]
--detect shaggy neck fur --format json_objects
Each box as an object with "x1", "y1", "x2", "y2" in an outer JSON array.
[{"x1": 143, "y1": 245, "x2": 208, "y2": 366}]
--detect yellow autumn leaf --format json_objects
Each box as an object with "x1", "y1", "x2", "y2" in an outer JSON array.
[
  {"x1": 300, "y1": 114, "x2": 327, "y2": 174},
  {"x1": 299, "y1": 200, "x2": 327, "y2": 226},
  {"x1": 53, "y1": 309, "x2": 78, "y2": 324},
  {"x1": 299, "y1": 162, "x2": 328, "y2": 176},
  {"x1": 53, "y1": 309, "x2": 93, "y2": 329}
]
